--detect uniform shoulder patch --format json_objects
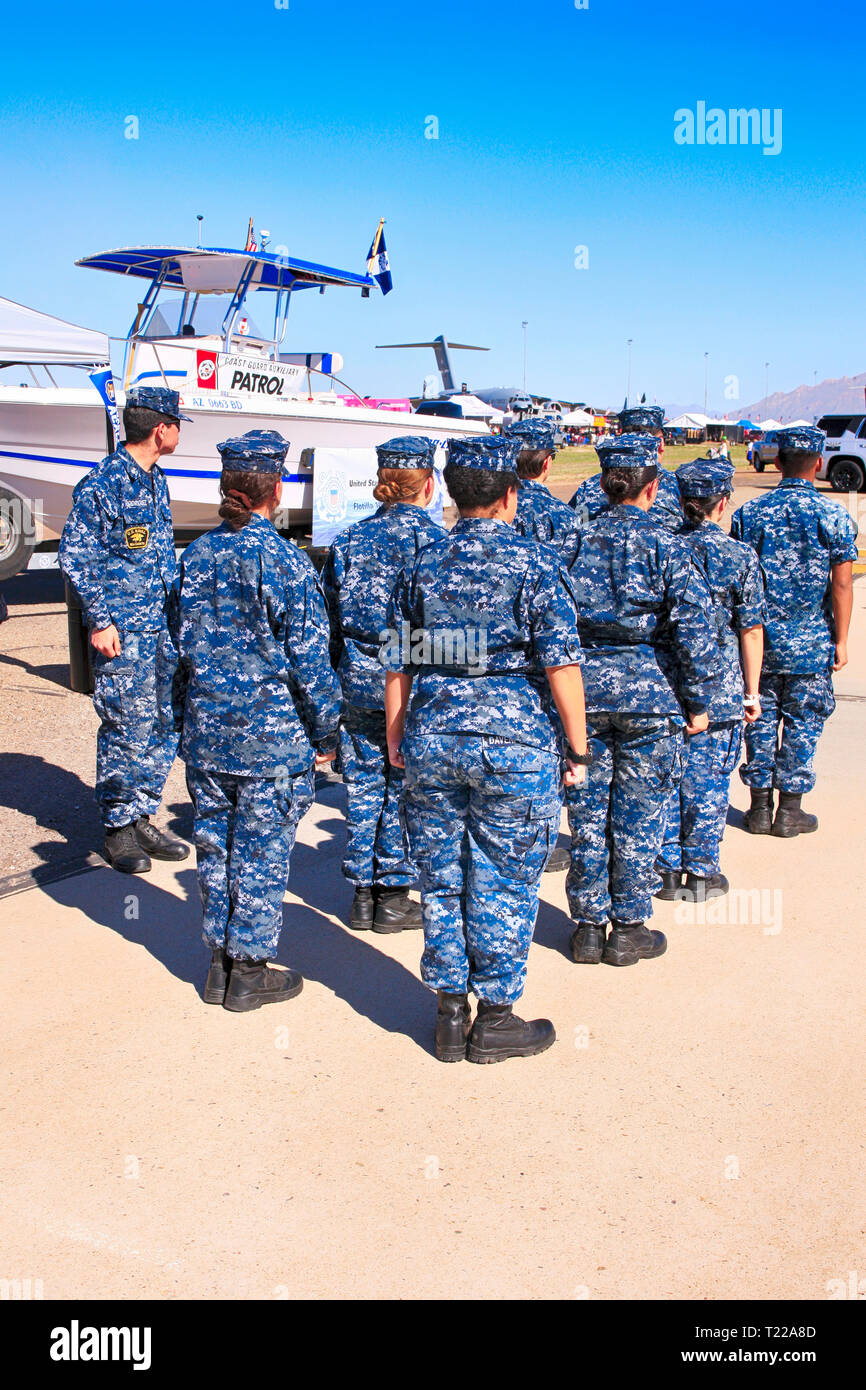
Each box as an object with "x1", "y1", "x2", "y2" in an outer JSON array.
[{"x1": 124, "y1": 524, "x2": 149, "y2": 550}]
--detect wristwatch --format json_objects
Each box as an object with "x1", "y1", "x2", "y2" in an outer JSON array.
[{"x1": 566, "y1": 743, "x2": 593, "y2": 766}]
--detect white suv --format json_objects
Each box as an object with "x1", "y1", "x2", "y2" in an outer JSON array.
[{"x1": 818, "y1": 414, "x2": 866, "y2": 492}]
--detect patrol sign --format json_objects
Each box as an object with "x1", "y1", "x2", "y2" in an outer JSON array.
[{"x1": 194, "y1": 350, "x2": 306, "y2": 400}]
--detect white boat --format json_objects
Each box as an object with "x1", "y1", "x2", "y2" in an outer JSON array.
[{"x1": 0, "y1": 241, "x2": 482, "y2": 575}]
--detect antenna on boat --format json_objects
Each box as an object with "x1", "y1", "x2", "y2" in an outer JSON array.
[{"x1": 196, "y1": 215, "x2": 204, "y2": 248}]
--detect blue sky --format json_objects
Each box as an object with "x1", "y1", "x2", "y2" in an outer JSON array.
[{"x1": 1, "y1": 0, "x2": 863, "y2": 411}]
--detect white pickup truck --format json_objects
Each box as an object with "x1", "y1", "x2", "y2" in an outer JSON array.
[{"x1": 817, "y1": 414, "x2": 866, "y2": 492}]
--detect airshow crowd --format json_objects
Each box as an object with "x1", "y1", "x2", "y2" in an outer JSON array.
[{"x1": 57, "y1": 386, "x2": 858, "y2": 1063}]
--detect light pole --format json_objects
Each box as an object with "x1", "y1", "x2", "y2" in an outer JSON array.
[
  {"x1": 522, "y1": 321, "x2": 528, "y2": 393},
  {"x1": 626, "y1": 338, "x2": 633, "y2": 405},
  {"x1": 764, "y1": 361, "x2": 769, "y2": 407},
  {"x1": 703, "y1": 351, "x2": 709, "y2": 417}
]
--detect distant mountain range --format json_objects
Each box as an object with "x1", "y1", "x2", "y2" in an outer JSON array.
[{"x1": 665, "y1": 372, "x2": 866, "y2": 424}]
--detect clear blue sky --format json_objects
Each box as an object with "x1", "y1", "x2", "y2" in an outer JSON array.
[{"x1": 2, "y1": 0, "x2": 863, "y2": 411}]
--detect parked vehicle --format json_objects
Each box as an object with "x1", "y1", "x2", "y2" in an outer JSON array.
[
  {"x1": 751, "y1": 431, "x2": 779, "y2": 472},
  {"x1": 817, "y1": 414, "x2": 866, "y2": 493}
]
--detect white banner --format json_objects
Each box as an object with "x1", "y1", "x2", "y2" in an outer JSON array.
[
  {"x1": 311, "y1": 444, "x2": 448, "y2": 548},
  {"x1": 193, "y1": 348, "x2": 306, "y2": 399}
]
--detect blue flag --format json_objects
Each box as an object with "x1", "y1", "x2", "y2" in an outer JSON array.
[
  {"x1": 366, "y1": 220, "x2": 393, "y2": 295},
  {"x1": 89, "y1": 365, "x2": 123, "y2": 449}
]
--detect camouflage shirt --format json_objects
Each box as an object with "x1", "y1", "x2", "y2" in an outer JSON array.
[
  {"x1": 169, "y1": 513, "x2": 341, "y2": 775},
  {"x1": 678, "y1": 521, "x2": 767, "y2": 721},
  {"x1": 565, "y1": 506, "x2": 720, "y2": 717},
  {"x1": 513, "y1": 479, "x2": 583, "y2": 566},
  {"x1": 569, "y1": 465, "x2": 685, "y2": 533},
  {"x1": 382, "y1": 517, "x2": 583, "y2": 750},
  {"x1": 321, "y1": 502, "x2": 443, "y2": 709},
  {"x1": 730, "y1": 478, "x2": 858, "y2": 674},
  {"x1": 58, "y1": 444, "x2": 176, "y2": 631}
]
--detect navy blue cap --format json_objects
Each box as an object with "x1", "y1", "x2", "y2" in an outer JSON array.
[
  {"x1": 216, "y1": 429, "x2": 290, "y2": 473},
  {"x1": 505, "y1": 418, "x2": 557, "y2": 451},
  {"x1": 375, "y1": 435, "x2": 436, "y2": 469},
  {"x1": 676, "y1": 458, "x2": 735, "y2": 498},
  {"x1": 447, "y1": 434, "x2": 521, "y2": 472},
  {"x1": 776, "y1": 425, "x2": 825, "y2": 454},
  {"x1": 126, "y1": 385, "x2": 193, "y2": 423},
  {"x1": 596, "y1": 432, "x2": 659, "y2": 465},
  {"x1": 618, "y1": 404, "x2": 665, "y2": 432}
]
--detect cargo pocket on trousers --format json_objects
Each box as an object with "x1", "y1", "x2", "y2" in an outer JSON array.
[
  {"x1": 93, "y1": 674, "x2": 125, "y2": 729},
  {"x1": 479, "y1": 795, "x2": 554, "y2": 884}
]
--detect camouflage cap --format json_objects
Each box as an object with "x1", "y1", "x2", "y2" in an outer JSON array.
[
  {"x1": 676, "y1": 457, "x2": 735, "y2": 498},
  {"x1": 446, "y1": 434, "x2": 521, "y2": 472},
  {"x1": 618, "y1": 404, "x2": 665, "y2": 432},
  {"x1": 775, "y1": 425, "x2": 825, "y2": 455},
  {"x1": 125, "y1": 385, "x2": 193, "y2": 422},
  {"x1": 596, "y1": 432, "x2": 660, "y2": 464},
  {"x1": 216, "y1": 429, "x2": 290, "y2": 474},
  {"x1": 505, "y1": 418, "x2": 557, "y2": 451},
  {"x1": 375, "y1": 435, "x2": 437, "y2": 469}
]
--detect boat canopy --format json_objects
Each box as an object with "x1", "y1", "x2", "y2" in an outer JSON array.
[
  {"x1": 76, "y1": 246, "x2": 376, "y2": 295},
  {"x1": 0, "y1": 296, "x2": 109, "y2": 367}
]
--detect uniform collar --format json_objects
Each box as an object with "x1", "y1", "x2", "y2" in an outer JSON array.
[
  {"x1": 454, "y1": 516, "x2": 511, "y2": 531},
  {"x1": 778, "y1": 477, "x2": 814, "y2": 490},
  {"x1": 117, "y1": 443, "x2": 164, "y2": 483}
]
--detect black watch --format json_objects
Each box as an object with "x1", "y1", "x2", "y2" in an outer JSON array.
[{"x1": 565, "y1": 743, "x2": 593, "y2": 766}]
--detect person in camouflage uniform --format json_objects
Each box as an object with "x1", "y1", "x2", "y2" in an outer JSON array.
[
  {"x1": 382, "y1": 433, "x2": 589, "y2": 1065},
  {"x1": 655, "y1": 459, "x2": 766, "y2": 900},
  {"x1": 506, "y1": 417, "x2": 582, "y2": 565},
  {"x1": 168, "y1": 430, "x2": 341, "y2": 1011},
  {"x1": 321, "y1": 436, "x2": 442, "y2": 932},
  {"x1": 563, "y1": 442, "x2": 721, "y2": 966},
  {"x1": 59, "y1": 385, "x2": 192, "y2": 874},
  {"x1": 730, "y1": 425, "x2": 857, "y2": 836},
  {"x1": 569, "y1": 404, "x2": 684, "y2": 533}
]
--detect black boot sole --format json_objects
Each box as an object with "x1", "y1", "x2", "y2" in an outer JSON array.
[
  {"x1": 103, "y1": 853, "x2": 151, "y2": 875},
  {"x1": 435, "y1": 1044, "x2": 468, "y2": 1062},
  {"x1": 603, "y1": 941, "x2": 668, "y2": 967},
  {"x1": 745, "y1": 819, "x2": 773, "y2": 835},
  {"x1": 653, "y1": 886, "x2": 683, "y2": 900},
  {"x1": 142, "y1": 845, "x2": 191, "y2": 861},
  {"x1": 223, "y1": 979, "x2": 304, "y2": 1012},
  {"x1": 203, "y1": 983, "x2": 227, "y2": 1005},
  {"x1": 771, "y1": 821, "x2": 818, "y2": 838},
  {"x1": 467, "y1": 1033, "x2": 556, "y2": 1064},
  {"x1": 372, "y1": 918, "x2": 422, "y2": 934},
  {"x1": 569, "y1": 930, "x2": 605, "y2": 965}
]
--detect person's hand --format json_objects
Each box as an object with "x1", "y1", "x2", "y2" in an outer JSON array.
[
  {"x1": 685, "y1": 710, "x2": 709, "y2": 735},
  {"x1": 388, "y1": 741, "x2": 405, "y2": 769},
  {"x1": 834, "y1": 642, "x2": 848, "y2": 671},
  {"x1": 564, "y1": 762, "x2": 587, "y2": 787},
  {"x1": 314, "y1": 749, "x2": 337, "y2": 767},
  {"x1": 743, "y1": 699, "x2": 761, "y2": 725},
  {"x1": 91, "y1": 623, "x2": 121, "y2": 658}
]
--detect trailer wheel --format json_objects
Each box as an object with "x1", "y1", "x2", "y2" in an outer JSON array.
[{"x1": 0, "y1": 485, "x2": 35, "y2": 581}]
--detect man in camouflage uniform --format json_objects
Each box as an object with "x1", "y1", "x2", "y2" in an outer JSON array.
[
  {"x1": 382, "y1": 433, "x2": 588, "y2": 1064},
  {"x1": 656, "y1": 459, "x2": 766, "y2": 899},
  {"x1": 169, "y1": 430, "x2": 341, "y2": 1010},
  {"x1": 564, "y1": 442, "x2": 720, "y2": 966},
  {"x1": 59, "y1": 384, "x2": 191, "y2": 873},
  {"x1": 569, "y1": 404, "x2": 684, "y2": 532},
  {"x1": 730, "y1": 425, "x2": 857, "y2": 836},
  {"x1": 321, "y1": 436, "x2": 442, "y2": 931}
]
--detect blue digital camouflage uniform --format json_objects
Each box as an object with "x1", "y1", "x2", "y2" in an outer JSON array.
[
  {"x1": 321, "y1": 437, "x2": 443, "y2": 889},
  {"x1": 59, "y1": 440, "x2": 179, "y2": 828},
  {"x1": 383, "y1": 434, "x2": 583, "y2": 1004},
  {"x1": 506, "y1": 417, "x2": 583, "y2": 564},
  {"x1": 730, "y1": 447, "x2": 858, "y2": 793},
  {"x1": 169, "y1": 432, "x2": 341, "y2": 961},
  {"x1": 562, "y1": 474, "x2": 721, "y2": 926},
  {"x1": 568, "y1": 433, "x2": 685, "y2": 533},
  {"x1": 657, "y1": 460, "x2": 767, "y2": 875}
]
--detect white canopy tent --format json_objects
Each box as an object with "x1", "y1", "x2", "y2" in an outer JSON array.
[
  {"x1": 667, "y1": 411, "x2": 709, "y2": 430},
  {"x1": 0, "y1": 297, "x2": 109, "y2": 368},
  {"x1": 560, "y1": 408, "x2": 594, "y2": 427},
  {"x1": 444, "y1": 392, "x2": 497, "y2": 419},
  {"x1": 756, "y1": 418, "x2": 782, "y2": 431}
]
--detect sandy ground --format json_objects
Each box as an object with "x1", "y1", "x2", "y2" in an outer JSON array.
[{"x1": 1, "y1": 471, "x2": 864, "y2": 1300}]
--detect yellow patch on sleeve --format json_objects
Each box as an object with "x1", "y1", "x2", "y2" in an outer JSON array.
[{"x1": 124, "y1": 524, "x2": 149, "y2": 550}]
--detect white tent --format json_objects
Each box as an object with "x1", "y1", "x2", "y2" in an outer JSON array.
[
  {"x1": 756, "y1": 418, "x2": 782, "y2": 431},
  {"x1": 444, "y1": 393, "x2": 496, "y2": 419},
  {"x1": 560, "y1": 408, "x2": 594, "y2": 427},
  {"x1": 786, "y1": 418, "x2": 812, "y2": 427},
  {"x1": 667, "y1": 412, "x2": 709, "y2": 430},
  {"x1": 0, "y1": 296, "x2": 109, "y2": 367}
]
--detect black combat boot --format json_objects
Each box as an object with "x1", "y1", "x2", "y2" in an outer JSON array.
[
  {"x1": 772, "y1": 793, "x2": 818, "y2": 838},
  {"x1": 467, "y1": 1002, "x2": 555, "y2": 1064},
  {"x1": 744, "y1": 787, "x2": 773, "y2": 835},
  {"x1": 348, "y1": 886, "x2": 375, "y2": 930},
  {"x1": 223, "y1": 959, "x2": 303, "y2": 1012},
  {"x1": 203, "y1": 947, "x2": 230, "y2": 1005},
  {"x1": 435, "y1": 991, "x2": 472, "y2": 1063},
  {"x1": 569, "y1": 922, "x2": 606, "y2": 964},
  {"x1": 372, "y1": 887, "x2": 423, "y2": 934},
  {"x1": 103, "y1": 824, "x2": 151, "y2": 875},
  {"x1": 681, "y1": 872, "x2": 729, "y2": 902},
  {"x1": 603, "y1": 921, "x2": 667, "y2": 967},
  {"x1": 134, "y1": 815, "x2": 190, "y2": 861},
  {"x1": 654, "y1": 867, "x2": 684, "y2": 900},
  {"x1": 544, "y1": 843, "x2": 571, "y2": 873}
]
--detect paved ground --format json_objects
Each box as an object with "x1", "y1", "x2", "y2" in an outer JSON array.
[{"x1": 1, "y1": 470, "x2": 864, "y2": 1300}]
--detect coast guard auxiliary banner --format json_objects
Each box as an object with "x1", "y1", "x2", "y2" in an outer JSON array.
[
  {"x1": 312, "y1": 444, "x2": 449, "y2": 548},
  {"x1": 194, "y1": 349, "x2": 306, "y2": 398}
]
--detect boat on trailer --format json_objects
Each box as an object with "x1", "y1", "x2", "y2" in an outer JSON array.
[{"x1": 0, "y1": 239, "x2": 482, "y2": 573}]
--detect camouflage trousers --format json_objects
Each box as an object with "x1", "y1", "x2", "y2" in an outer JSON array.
[
  {"x1": 740, "y1": 672, "x2": 835, "y2": 794},
  {"x1": 565, "y1": 713, "x2": 684, "y2": 926},
  {"x1": 657, "y1": 722, "x2": 742, "y2": 876},
  {"x1": 91, "y1": 625, "x2": 178, "y2": 829},
  {"x1": 401, "y1": 732, "x2": 560, "y2": 1004},
  {"x1": 186, "y1": 765, "x2": 314, "y2": 961},
  {"x1": 338, "y1": 706, "x2": 414, "y2": 887}
]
